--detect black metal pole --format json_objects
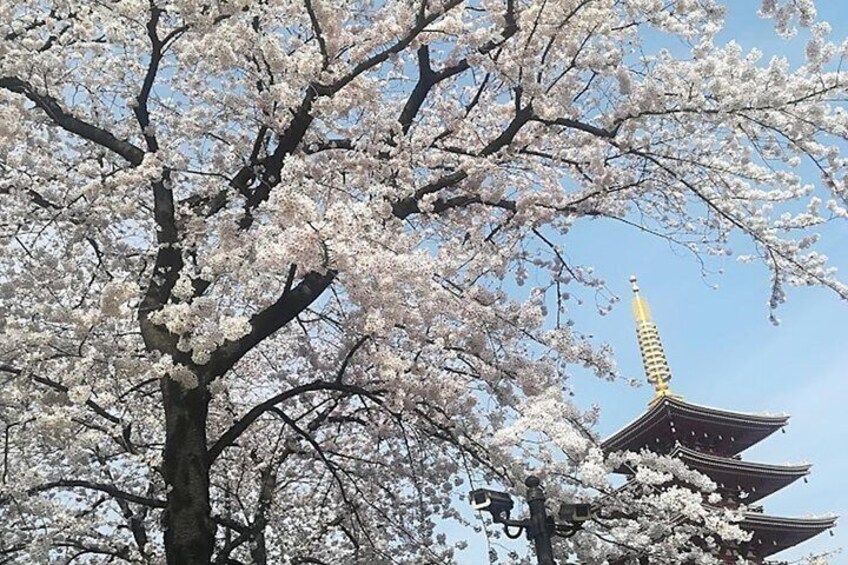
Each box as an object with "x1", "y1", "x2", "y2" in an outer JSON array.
[{"x1": 525, "y1": 475, "x2": 556, "y2": 565}]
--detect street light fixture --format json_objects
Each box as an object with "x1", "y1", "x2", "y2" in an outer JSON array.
[{"x1": 469, "y1": 476, "x2": 590, "y2": 565}]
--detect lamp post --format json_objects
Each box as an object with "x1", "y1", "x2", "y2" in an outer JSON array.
[
  {"x1": 525, "y1": 476, "x2": 556, "y2": 565},
  {"x1": 469, "y1": 475, "x2": 590, "y2": 565}
]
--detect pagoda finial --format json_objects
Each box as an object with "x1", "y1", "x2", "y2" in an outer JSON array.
[{"x1": 629, "y1": 276, "x2": 678, "y2": 405}]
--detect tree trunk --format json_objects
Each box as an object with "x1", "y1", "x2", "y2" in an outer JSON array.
[{"x1": 162, "y1": 379, "x2": 215, "y2": 565}]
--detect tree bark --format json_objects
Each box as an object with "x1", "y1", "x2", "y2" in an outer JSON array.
[{"x1": 161, "y1": 379, "x2": 215, "y2": 565}]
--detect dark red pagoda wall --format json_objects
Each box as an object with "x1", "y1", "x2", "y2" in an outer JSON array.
[
  {"x1": 682, "y1": 464, "x2": 804, "y2": 505},
  {"x1": 667, "y1": 413, "x2": 782, "y2": 458}
]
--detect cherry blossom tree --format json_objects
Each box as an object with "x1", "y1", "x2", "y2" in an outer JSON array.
[{"x1": 0, "y1": 0, "x2": 845, "y2": 563}]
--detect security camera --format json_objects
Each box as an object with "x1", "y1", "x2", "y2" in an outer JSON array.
[
  {"x1": 469, "y1": 489, "x2": 515, "y2": 520},
  {"x1": 559, "y1": 502, "x2": 592, "y2": 523}
]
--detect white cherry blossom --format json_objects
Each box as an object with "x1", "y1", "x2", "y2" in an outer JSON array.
[{"x1": 0, "y1": 1, "x2": 844, "y2": 563}]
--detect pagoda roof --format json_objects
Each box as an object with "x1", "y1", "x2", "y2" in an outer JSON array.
[
  {"x1": 670, "y1": 446, "x2": 811, "y2": 503},
  {"x1": 740, "y1": 513, "x2": 837, "y2": 557},
  {"x1": 602, "y1": 396, "x2": 789, "y2": 457}
]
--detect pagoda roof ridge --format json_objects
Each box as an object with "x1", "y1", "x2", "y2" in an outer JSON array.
[
  {"x1": 726, "y1": 511, "x2": 836, "y2": 557},
  {"x1": 602, "y1": 396, "x2": 789, "y2": 454},
  {"x1": 669, "y1": 445, "x2": 813, "y2": 475},
  {"x1": 666, "y1": 397, "x2": 790, "y2": 420},
  {"x1": 741, "y1": 512, "x2": 838, "y2": 527},
  {"x1": 649, "y1": 396, "x2": 790, "y2": 424}
]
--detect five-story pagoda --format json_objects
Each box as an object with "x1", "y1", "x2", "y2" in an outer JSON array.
[{"x1": 602, "y1": 277, "x2": 836, "y2": 563}]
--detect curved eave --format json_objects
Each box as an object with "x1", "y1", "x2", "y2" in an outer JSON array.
[
  {"x1": 671, "y1": 446, "x2": 811, "y2": 503},
  {"x1": 671, "y1": 446, "x2": 811, "y2": 477},
  {"x1": 666, "y1": 397, "x2": 789, "y2": 426},
  {"x1": 601, "y1": 397, "x2": 668, "y2": 452},
  {"x1": 743, "y1": 513, "x2": 837, "y2": 528},
  {"x1": 741, "y1": 513, "x2": 837, "y2": 558},
  {"x1": 602, "y1": 397, "x2": 789, "y2": 455}
]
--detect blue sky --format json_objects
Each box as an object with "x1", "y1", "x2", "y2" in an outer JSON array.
[{"x1": 457, "y1": 3, "x2": 848, "y2": 563}]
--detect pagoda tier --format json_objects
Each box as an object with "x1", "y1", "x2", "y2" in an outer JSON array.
[
  {"x1": 602, "y1": 396, "x2": 788, "y2": 458},
  {"x1": 605, "y1": 444, "x2": 810, "y2": 505},
  {"x1": 668, "y1": 446, "x2": 811, "y2": 505},
  {"x1": 739, "y1": 513, "x2": 837, "y2": 558}
]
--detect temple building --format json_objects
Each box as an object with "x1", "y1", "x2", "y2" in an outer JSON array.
[{"x1": 601, "y1": 277, "x2": 836, "y2": 563}]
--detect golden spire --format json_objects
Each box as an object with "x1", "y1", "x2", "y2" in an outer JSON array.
[{"x1": 629, "y1": 276, "x2": 679, "y2": 405}]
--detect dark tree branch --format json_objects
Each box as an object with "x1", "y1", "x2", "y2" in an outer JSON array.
[
  {"x1": 127, "y1": 9, "x2": 183, "y2": 330},
  {"x1": 392, "y1": 101, "x2": 533, "y2": 218},
  {"x1": 0, "y1": 364, "x2": 122, "y2": 425},
  {"x1": 206, "y1": 269, "x2": 336, "y2": 379},
  {"x1": 239, "y1": 93, "x2": 316, "y2": 230},
  {"x1": 335, "y1": 336, "x2": 370, "y2": 383},
  {"x1": 398, "y1": 45, "x2": 436, "y2": 134},
  {"x1": 391, "y1": 170, "x2": 469, "y2": 218},
  {"x1": 0, "y1": 185, "x2": 62, "y2": 211},
  {"x1": 303, "y1": 138, "x2": 355, "y2": 153},
  {"x1": 20, "y1": 480, "x2": 165, "y2": 508},
  {"x1": 314, "y1": 0, "x2": 465, "y2": 96},
  {"x1": 4, "y1": 13, "x2": 52, "y2": 41},
  {"x1": 533, "y1": 115, "x2": 619, "y2": 139},
  {"x1": 212, "y1": 514, "x2": 251, "y2": 535},
  {"x1": 208, "y1": 380, "x2": 383, "y2": 463},
  {"x1": 304, "y1": 0, "x2": 330, "y2": 68},
  {"x1": 133, "y1": 3, "x2": 164, "y2": 152},
  {"x1": 481, "y1": 104, "x2": 534, "y2": 156},
  {"x1": 398, "y1": 0, "x2": 517, "y2": 134},
  {"x1": 138, "y1": 172, "x2": 182, "y2": 323},
  {"x1": 0, "y1": 77, "x2": 144, "y2": 165}
]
